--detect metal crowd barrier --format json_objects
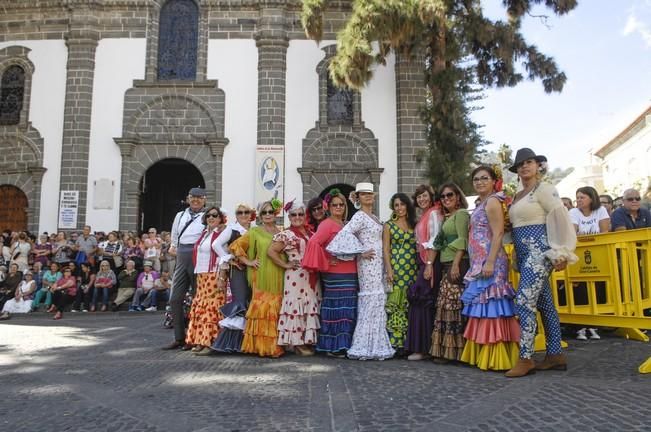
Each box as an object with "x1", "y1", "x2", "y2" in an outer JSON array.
[{"x1": 505, "y1": 228, "x2": 651, "y2": 373}]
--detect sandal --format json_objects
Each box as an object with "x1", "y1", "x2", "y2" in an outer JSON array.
[
  {"x1": 191, "y1": 346, "x2": 203, "y2": 353},
  {"x1": 53, "y1": 311, "x2": 63, "y2": 320}
]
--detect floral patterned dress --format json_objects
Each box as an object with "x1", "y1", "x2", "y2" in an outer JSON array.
[
  {"x1": 385, "y1": 221, "x2": 417, "y2": 350},
  {"x1": 460, "y1": 194, "x2": 520, "y2": 370},
  {"x1": 274, "y1": 229, "x2": 321, "y2": 346},
  {"x1": 327, "y1": 211, "x2": 395, "y2": 360}
]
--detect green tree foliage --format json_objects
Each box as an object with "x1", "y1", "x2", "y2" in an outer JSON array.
[{"x1": 301, "y1": 0, "x2": 577, "y2": 190}]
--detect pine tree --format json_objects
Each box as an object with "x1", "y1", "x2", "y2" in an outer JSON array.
[{"x1": 301, "y1": 0, "x2": 577, "y2": 189}]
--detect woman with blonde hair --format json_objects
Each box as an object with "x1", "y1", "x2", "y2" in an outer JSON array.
[
  {"x1": 230, "y1": 200, "x2": 285, "y2": 357},
  {"x1": 211, "y1": 203, "x2": 254, "y2": 353}
]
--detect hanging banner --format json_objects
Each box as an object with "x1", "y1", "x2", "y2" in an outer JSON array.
[
  {"x1": 58, "y1": 190, "x2": 79, "y2": 229},
  {"x1": 255, "y1": 145, "x2": 284, "y2": 208}
]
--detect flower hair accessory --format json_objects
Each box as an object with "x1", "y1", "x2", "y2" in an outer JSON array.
[
  {"x1": 283, "y1": 198, "x2": 296, "y2": 213},
  {"x1": 323, "y1": 188, "x2": 341, "y2": 206},
  {"x1": 492, "y1": 163, "x2": 504, "y2": 192},
  {"x1": 270, "y1": 198, "x2": 283, "y2": 213}
]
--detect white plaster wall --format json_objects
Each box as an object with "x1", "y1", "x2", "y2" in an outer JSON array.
[
  {"x1": 0, "y1": 40, "x2": 67, "y2": 234},
  {"x1": 285, "y1": 40, "x2": 326, "y2": 223},
  {"x1": 601, "y1": 120, "x2": 651, "y2": 196},
  {"x1": 208, "y1": 39, "x2": 258, "y2": 214},
  {"x1": 86, "y1": 39, "x2": 146, "y2": 232},
  {"x1": 361, "y1": 53, "x2": 396, "y2": 221},
  {"x1": 286, "y1": 42, "x2": 397, "y2": 222}
]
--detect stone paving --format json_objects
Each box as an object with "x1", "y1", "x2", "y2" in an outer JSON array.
[{"x1": 0, "y1": 313, "x2": 649, "y2": 432}]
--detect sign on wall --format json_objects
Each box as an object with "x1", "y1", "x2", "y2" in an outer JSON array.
[
  {"x1": 58, "y1": 190, "x2": 79, "y2": 229},
  {"x1": 255, "y1": 145, "x2": 284, "y2": 208}
]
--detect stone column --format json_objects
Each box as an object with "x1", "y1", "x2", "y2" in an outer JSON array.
[
  {"x1": 395, "y1": 52, "x2": 428, "y2": 193},
  {"x1": 255, "y1": 7, "x2": 288, "y2": 148},
  {"x1": 58, "y1": 13, "x2": 99, "y2": 230}
]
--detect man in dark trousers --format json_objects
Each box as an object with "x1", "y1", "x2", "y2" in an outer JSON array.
[{"x1": 162, "y1": 187, "x2": 206, "y2": 350}]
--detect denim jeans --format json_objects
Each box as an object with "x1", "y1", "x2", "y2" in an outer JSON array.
[{"x1": 92, "y1": 287, "x2": 110, "y2": 306}]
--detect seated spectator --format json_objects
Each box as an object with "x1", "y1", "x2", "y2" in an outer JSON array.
[
  {"x1": 599, "y1": 194, "x2": 614, "y2": 216},
  {"x1": 33, "y1": 262, "x2": 62, "y2": 311},
  {"x1": 92, "y1": 260, "x2": 116, "y2": 312},
  {"x1": 10, "y1": 232, "x2": 31, "y2": 272},
  {"x1": 122, "y1": 237, "x2": 143, "y2": 270},
  {"x1": 0, "y1": 270, "x2": 36, "y2": 320},
  {"x1": 613, "y1": 196, "x2": 624, "y2": 210},
  {"x1": 145, "y1": 270, "x2": 171, "y2": 311},
  {"x1": 0, "y1": 263, "x2": 22, "y2": 310},
  {"x1": 75, "y1": 225, "x2": 97, "y2": 267},
  {"x1": 31, "y1": 261, "x2": 45, "y2": 293},
  {"x1": 52, "y1": 232, "x2": 75, "y2": 267},
  {"x1": 72, "y1": 262, "x2": 95, "y2": 313},
  {"x1": 98, "y1": 231, "x2": 123, "y2": 272},
  {"x1": 112, "y1": 259, "x2": 138, "y2": 311},
  {"x1": 561, "y1": 197, "x2": 574, "y2": 210},
  {"x1": 50, "y1": 267, "x2": 77, "y2": 320},
  {"x1": 32, "y1": 234, "x2": 52, "y2": 267},
  {"x1": 569, "y1": 186, "x2": 611, "y2": 234},
  {"x1": 160, "y1": 232, "x2": 175, "y2": 275},
  {"x1": 611, "y1": 188, "x2": 651, "y2": 231},
  {"x1": 130, "y1": 260, "x2": 159, "y2": 311}
]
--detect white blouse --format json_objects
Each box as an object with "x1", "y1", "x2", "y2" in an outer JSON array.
[{"x1": 194, "y1": 228, "x2": 223, "y2": 274}]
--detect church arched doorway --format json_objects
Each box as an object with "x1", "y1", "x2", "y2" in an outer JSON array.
[
  {"x1": 0, "y1": 185, "x2": 28, "y2": 232},
  {"x1": 139, "y1": 158, "x2": 204, "y2": 232},
  {"x1": 319, "y1": 183, "x2": 356, "y2": 221}
]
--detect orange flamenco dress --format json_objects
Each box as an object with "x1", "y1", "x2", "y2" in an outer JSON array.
[{"x1": 230, "y1": 226, "x2": 285, "y2": 357}]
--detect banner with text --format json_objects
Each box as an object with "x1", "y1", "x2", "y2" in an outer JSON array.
[
  {"x1": 255, "y1": 145, "x2": 285, "y2": 211},
  {"x1": 58, "y1": 190, "x2": 79, "y2": 229}
]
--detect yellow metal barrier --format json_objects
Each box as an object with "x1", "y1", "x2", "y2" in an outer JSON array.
[{"x1": 506, "y1": 228, "x2": 651, "y2": 373}]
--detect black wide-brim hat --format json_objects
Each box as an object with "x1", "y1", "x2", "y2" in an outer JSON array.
[{"x1": 509, "y1": 148, "x2": 547, "y2": 173}]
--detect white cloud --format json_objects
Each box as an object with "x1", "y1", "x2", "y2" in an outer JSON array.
[{"x1": 622, "y1": 10, "x2": 651, "y2": 48}]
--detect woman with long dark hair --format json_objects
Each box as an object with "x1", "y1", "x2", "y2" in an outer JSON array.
[{"x1": 382, "y1": 193, "x2": 418, "y2": 355}]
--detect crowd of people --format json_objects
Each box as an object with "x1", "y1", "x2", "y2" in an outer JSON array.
[
  {"x1": 2, "y1": 147, "x2": 650, "y2": 378},
  {"x1": 0, "y1": 226, "x2": 175, "y2": 320}
]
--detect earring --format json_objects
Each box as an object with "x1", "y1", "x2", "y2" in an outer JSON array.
[
  {"x1": 391, "y1": 212, "x2": 398, "y2": 221},
  {"x1": 354, "y1": 201, "x2": 361, "y2": 210}
]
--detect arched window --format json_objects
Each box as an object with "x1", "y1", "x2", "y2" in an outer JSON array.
[
  {"x1": 157, "y1": 0, "x2": 199, "y2": 81},
  {"x1": 327, "y1": 75, "x2": 354, "y2": 125},
  {"x1": 0, "y1": 65, "x2": 25, "y2": 125}
]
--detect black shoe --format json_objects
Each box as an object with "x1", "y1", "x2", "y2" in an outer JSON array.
[
  {"x1": 110, "y1": 303, "x2": 119, "y2": 312},
  {"x1": 162, "y1": 340, "x2": 185, "y2": 350}
]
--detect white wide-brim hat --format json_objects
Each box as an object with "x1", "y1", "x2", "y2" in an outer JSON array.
[{"x1": 355, "y1": 182, "x2": 374, "y2": 193}]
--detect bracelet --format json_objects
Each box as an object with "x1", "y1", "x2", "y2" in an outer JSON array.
[{"x1": 426, "y1": 261, "x2": 433, "y2": 265}]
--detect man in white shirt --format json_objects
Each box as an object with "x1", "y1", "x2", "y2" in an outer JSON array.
[{"x1": 162, "y1": 187, "x2": 207, "y2": 350}]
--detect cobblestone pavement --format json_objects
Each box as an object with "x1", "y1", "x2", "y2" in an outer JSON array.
[{"x1": 1, "y1": 313, "x2": 649, "y2": 432}]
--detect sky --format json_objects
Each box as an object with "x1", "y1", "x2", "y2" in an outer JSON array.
[{"x1": 471, "y1": 0, "x2": 651, "y2": 170}]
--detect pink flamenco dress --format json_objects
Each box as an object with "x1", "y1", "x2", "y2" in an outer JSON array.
[{"x1": 460, "y1": 193, "x2": 520, "y2": 370}]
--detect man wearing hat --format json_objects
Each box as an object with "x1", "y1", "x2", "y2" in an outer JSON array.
[{"x1": 163, "y1": 187, "x2": 207, "y2": 350}]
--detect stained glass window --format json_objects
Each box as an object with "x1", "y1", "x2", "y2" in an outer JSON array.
[
  {"x1": 327, "y1": 75, "x2": 354, "y2": 125},
  {"x1": 157, "y1": 0, "x2": 199, "y2": 81},
  {"x1": 0, "y1": 65, "x2": 25, "y2": 125}
]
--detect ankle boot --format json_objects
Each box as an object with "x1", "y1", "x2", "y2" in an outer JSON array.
[
  {"x1": 505, "y1": 358, "x2": 536, "y2": 378},
  {"x1": 535, "y1": 353, "x2": 567, "y2": 371}
]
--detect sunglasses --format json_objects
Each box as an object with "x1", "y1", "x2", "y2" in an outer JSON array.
[
  {"x1": 236, "y1": 210, "x2": 251, "y2": 215},
  {"x1": 206, "y1": 213, "x2": 220, "y2": 218},
  {"x1": 472, "y1": 176, "x2": 491, "y2": 183},
  {"x1": 289, "y1": 212, "x2": 305, "y2": 218},
  {"x1": 310, "y1": 206, "x2": 323, "y2": 212},
  {"x1": 441, "y1": 192, "x2": 456, "y2": 200},
  {"x1": 148, "y1": 231, "x2": 156, "y2": 234},
  {"x1": 330, "y1": 203, "x2": 345, "y2": 208},
  {"x1": 260, "y1": 210, "x2": 275, "y2": 216},
  {"x1": 625, "y1": 197, "x2": 641, "y2": 202}
]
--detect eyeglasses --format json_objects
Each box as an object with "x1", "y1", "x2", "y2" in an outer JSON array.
[
  {"x1": 441, "y1": 192, "x2": 456, "y2": 200},
  {"x1": 310, "y1": 206, "x2": 323, "y2": 212},
  {"x1": 236, "y1": 210, "x2": 251, "y2": 215},
  {"x1": 289, "y1": 212, "x2": 305, "y2": 217},
  {"x1": 330, "y1": 203, "x2": 345, "y2": 208},
  {"x1": 206, "y1": 213, "x2": 220, "y2": 218},
  {"x1": 599, "y1": 201, "x2": 609, "y2": 205},
  {"x1": 472, "y1": 176, "x2": 491, "y2": 183},
  {"x1": 625, "y1": 197, "x2": 641, "y2": 202},
  {"x1": 260, "y1": 210, "x2": 275, "y2": 216},
  {"x1": 148, "y1": 231, "x2": 156, "y2": 234}
]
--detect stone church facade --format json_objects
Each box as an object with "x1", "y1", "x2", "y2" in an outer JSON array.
[{"x1": 0, "y1": 0, "x2": 428, "y2": 233}]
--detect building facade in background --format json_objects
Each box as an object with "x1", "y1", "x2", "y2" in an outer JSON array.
[{"x1": 0, "y1": 0, "x2": 429, "y2": 233}]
